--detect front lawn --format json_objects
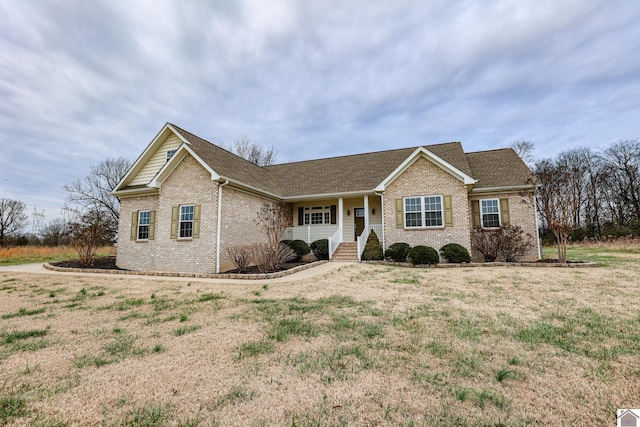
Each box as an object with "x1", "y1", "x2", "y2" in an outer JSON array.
[{"x1": 0, "y1": 246, "x2": 638, "y2": 425}]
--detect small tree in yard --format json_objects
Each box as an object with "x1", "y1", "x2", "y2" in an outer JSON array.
[
  {"x1": 68, "y1": 208, "x2": 116, "y2": 267},
  {"x1": 253, "y1": 203, "x2": 296, "y2": 272},
  {"x1": 535, "y1": 159, "x2": 582, "y2": 263}
]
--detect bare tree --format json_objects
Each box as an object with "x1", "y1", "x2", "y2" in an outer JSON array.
[
  {"x1": 600, "y1": 139, "x2": 640, "y2": 228},
  {"x1": 535, "y1": 159, "x2": 582, "y2": 263},
  {"x1": 68, "y1": 208, "x2": 117, "y2": 267},
  {"x1": 252, "y1": 203, "x2": 295, "y2": 272},
  {"x1": 0, "y1": 198, "x2": 28, "y2": 246},
  {"x1": 510, "y1": 140, "x2": 536, "y2": 165},
  {"x1": 40, "y1": 218, "x2": 70, "y2": 246},
  {"x1": 63, "y1": 157, "x2": 131, "y2": 223},
  {"x1": 226, "y1": 136, "x2": 278, "y2": 166}
]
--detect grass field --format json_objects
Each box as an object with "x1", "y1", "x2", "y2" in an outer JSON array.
[
  {"x1": 0, "y1": 246, "x2": 116, "y2": 266},
  {"x1": 0, "y1": 245, "x2": 639, "y2": 425}
]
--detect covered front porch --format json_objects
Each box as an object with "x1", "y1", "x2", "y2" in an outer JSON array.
[{"x1": 282, "y1": 195, "x2": 383, "y2": 261}]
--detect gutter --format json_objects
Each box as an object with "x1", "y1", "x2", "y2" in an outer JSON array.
[
  {"x1": 216, "y1": 179, "x2": 229, "y2": 273},
  {"x1": 470, "y1": 185, "x2": 536, "y2": 194}
]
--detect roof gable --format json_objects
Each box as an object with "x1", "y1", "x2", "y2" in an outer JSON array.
[
  {"x1": 375, "y1": 146, "x2": 476, "y2": 192},
  {"x1": 114, "y1": 123, "x2": 189, "y2": 192}
]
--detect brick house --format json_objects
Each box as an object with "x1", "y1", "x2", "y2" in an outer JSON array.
[{"x1": 112, "y1": 123, "x2": 539, "y2": 273}]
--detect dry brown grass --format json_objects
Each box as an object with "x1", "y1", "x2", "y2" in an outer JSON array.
[
  {"x1": 0, "y1": 246, "x2": 116, "y2": 266},
  {"x1": 1, "y1": 251, "x2": 639, "y2": 425}
]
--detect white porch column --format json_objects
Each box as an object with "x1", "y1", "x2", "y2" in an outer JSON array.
[
  {"x1": 364, "y1": 195, "x2": 369, "y2": 234},
  {"x1": 338, "y1": 197, "x2": 344, "y2": 237}
]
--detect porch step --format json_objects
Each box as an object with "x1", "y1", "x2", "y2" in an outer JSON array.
[{"x1": 331, "y1": 242, "x2": 359, "y2": 262}]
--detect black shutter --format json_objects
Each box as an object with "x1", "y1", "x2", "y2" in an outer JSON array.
[
  {"x1": 298, "y1": 207, "x2": 304, "y2": 226},
  {"x1": 330, "y1": 205, "x2": 337, "y2": 224}
]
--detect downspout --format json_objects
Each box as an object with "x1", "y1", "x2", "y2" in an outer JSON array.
[
  {"x1": 216, "y1": 179, "x2": 229, "y2": 273},
  {"x1": 375, "y1": 191, "x2": 385, "y2": 250},
  {"x1": 534, "y1": 193, "x2": 542, "y2": 260}
]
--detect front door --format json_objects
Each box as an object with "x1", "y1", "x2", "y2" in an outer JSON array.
[{"x1": 354, "y1": 208, "x2": 365, "y2": 240}]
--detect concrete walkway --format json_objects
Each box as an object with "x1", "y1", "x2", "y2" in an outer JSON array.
[{"x1": 0, "y1": 261, "x2": 355, "y2": 284}]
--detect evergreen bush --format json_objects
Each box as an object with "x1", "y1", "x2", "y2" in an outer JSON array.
[
  {"x1": 362, "y1": 230, "x2": 383, "y2": 261},
  {"x1": 439, "y1": 243, "x2": 471, "y2": 263},
  {"x1": 384, "y1": 242, "x2": 411, "y2": 262},
  {"x1": 408, "y1": 245, "x2": 439, "y2": 265}
]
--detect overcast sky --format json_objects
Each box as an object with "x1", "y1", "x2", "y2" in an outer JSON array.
[{"x1": 1, "y1": 1, "x2": 639, "y2": 227}]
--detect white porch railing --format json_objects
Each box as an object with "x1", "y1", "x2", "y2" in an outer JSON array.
[
  {"x1": 282, "y1": 225, "x2": 339, "y2": 243},
  {"x1": 357, "y1": 228, "x2": 370, "y2": 262},
  {"x1": 328, "y1": 226, "x2": 343, "y2": 259},
  {"x1": 357, "y1": 224, "x2": 384, "y2": 261}
]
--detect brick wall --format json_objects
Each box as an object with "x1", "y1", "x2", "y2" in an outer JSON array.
[
  {"x1": 117, "y1": 155, "x2": 280, "y2": 274},
  {"x1": 383, "y1": 156, "x2": 472, "y2": 253},
  {"x1": 218, "y1": 188, "x2": 279, "y2": 272},
  {"x1": 116, "y1": 195, "x2": 159, "y2": 271},
  {"x1": 154, "y1": 156, "x2": 219, "y2": 273},
  {"x1": 468, "y1": 191, "x2": 539, "y2": 261}
]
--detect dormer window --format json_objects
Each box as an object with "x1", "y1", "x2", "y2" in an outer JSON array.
[{"x1": 166, "y1": 149, "x2": 177, "y2": 161}]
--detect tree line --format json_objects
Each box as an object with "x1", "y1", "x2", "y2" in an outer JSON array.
[{"x1": 528, "y1": 138, "x2": 640, "y2": 242}]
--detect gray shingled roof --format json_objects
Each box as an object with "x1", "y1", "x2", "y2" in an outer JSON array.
[
  {"x1": 170, "y1": 124, "x2": 534, "y2": 197},
  {"x1": 466, "y1": 148, "x2": 537, "y2": 189},
  {"x1": 171, "y1": 124, "x2": 281, "y2": 195}
]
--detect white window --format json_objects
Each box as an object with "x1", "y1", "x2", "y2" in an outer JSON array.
[
  {"x1": 405, "y1": 196, "x2": 443, "y2": 228},
  {"x1": 137, "y1": 210, "x2": 150, "y2": 240},
  {"x1": 303, "y1": 206, "x2": 331, "y2": 225},
  {"x1": 179, "y1": 205, "x2": 194, "y2": 238},
  {"x1": 481, "y1": 199, "x2": 500, "y2": 228},
  {"x1": 166, "y1": 149, "x2": 177, "y2": 161}
]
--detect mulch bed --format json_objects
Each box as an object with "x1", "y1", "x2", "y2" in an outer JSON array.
[{"x1": 51, "y1": 256, "x2": 122, "y2": 270}]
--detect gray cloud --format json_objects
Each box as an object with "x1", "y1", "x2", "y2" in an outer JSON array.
[{"x1": 1, "y1": 0, "x2": 639, "y2": 225}]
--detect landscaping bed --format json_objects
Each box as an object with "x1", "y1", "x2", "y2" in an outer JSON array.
[{"x1": 51, "y1": 256, "x2": 121, "y2": 270}]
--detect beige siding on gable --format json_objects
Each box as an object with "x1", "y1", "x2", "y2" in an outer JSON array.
[{"x1": 130, "y1": 134, "x2": 183, "y2": 186}]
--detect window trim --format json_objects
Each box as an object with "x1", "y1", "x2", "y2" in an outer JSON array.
[
  {"x1": 404, "y1": 195, "x2": 444, "y2": 229},
  {"x1": 179, "y1": 204, "x2": 195, "y2": 239},
  {"x1": 480, "y1": 198, "x2": 501, "y2": 228},
  {"x1": 137, "y1": 210, "x2": 151, "y2": 241},
  {"x1": 303, "y1": 206, "x2": 332, "y2": 226}
]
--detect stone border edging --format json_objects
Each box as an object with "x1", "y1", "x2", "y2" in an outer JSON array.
[
  {"x1": 43, "y1": 260, "x2": 329, "y2": 280},
  {"x1": 362, "y1": 260, "x2": 597, "y2": 268}
]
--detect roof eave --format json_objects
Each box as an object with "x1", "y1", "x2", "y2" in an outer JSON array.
[
  {"x1": 113, "y1": 123, "x2": 191, "y2": 192},
  {"x1": 111, "y1": 187, "x2": 159, "y2": 198},
  {"x1": 281, "y1": 189, "x2": 381, "y2": 202},
  {"x1": 470, "y1": 184, "x2": 537, "y2": 194}
]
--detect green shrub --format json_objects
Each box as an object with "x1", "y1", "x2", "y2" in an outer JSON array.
[
  {"x1": 282, "y1": 239, "x2": 310, "y2": 261},
  {"x1": 384, "y1": 242, "x2": 411, "y2": 262},
  {"x1": 362, "y1": 230, "x2": 383, "y2": 261},
  {"x1": 408, "y1": 245, "x2": 439, "y2": 265},
  {"x1": 439, "y1": 243, "x2": 471, "y2": 263},
  {"x1": 310, "y1": 239, "x2": 329, "y2": 260}
]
